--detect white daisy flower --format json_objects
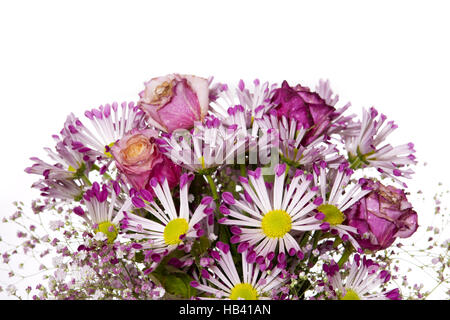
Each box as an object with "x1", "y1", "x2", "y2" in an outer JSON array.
[
  {"x1": 255, "y1": 110, "x2": 341, "y2": 168},
  {"x1": 190, "y1": 242, "x2": 288, "y2": 300},
  {"x1": 312, "y1": 161, "x2": 372, "y2": 251},
  {"x1": 314, "y1": 79, "x2": 359, "y2": 139},
  {"x1": 73, "y1": 180, "x2": 132, "y2": 244},
  {"x1": 121, "y1": 173, "x2": 213, "y2": 258},
  {"x1": 209, "y1": 78, "x2": 277, "y2": 127},
  {"x1": 25, "y1": 134, "x2": 93, "y2": 181},
  {"x1": 61, "y1": 101, "x2": 146, "y2": 160},
  {"x1": 219, "y1": 163, "x2": 324, "y2": 267},
  {"x1": 343, "y1": 107, "x2": 416, "y2": 187},
  {"x1": 33, "y1": 178, "x2": 84, "y2": 202},
  {"x1": 25, "y1": 134, "x2": 95, "y2": 204},
  {"x1": 315, "y1": 79, "x2": 340, "y2": 107},
  {"x1": 321, "y1": 254, "x2": 401, "y2": 300},
  {"x1": 160, "y1": 117, "x2": 248, "y2": 173}
]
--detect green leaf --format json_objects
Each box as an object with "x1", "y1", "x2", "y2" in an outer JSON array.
[
  {"x1": 152, "y1": 250, "x2": 186, "y2": 276},
  {"x1": 218, "y1": 224, "x2": 231, "y2": 245},
  {"x1": 134, "y1": 251, "x2": 145, "y2": 263},
  {"x1": 164, "y1": 273, "x2": 197, "y2": 299},
  {"x1": 191, "y1": 236, "x2": 211, "y2": 257}
]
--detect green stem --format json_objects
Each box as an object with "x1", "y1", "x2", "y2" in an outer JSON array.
[
  {"x1": 312, "y1": 231, "x2": 321, "y2": 248},
  {"x1": 81, "y1": 173, "x2": 92, "y2": 186},
  {"x1": 338, "y1": 245, "x2": 353, "y2": 268},
  {"x1": 121, "y1": 260, "x2": 136, "y2": 287},
  {"x1": 299, "y1": 231, "x2": 310, "y2": 248},
  {"x1": 240, "y1": 164, "x2": 247, "y2": 177},
  {"x1": 204, "y1": 174, "x2": 236, "y2": 255},
  {"x1": 332, "y1": 237, "x2": 343, "y2": 249},
  {"x1": 92, "y1": 164, "x2": 113, "y2": 180},
  {"x1": 426, "y1": 277, "x2": 449, "y2": 298},
  {"x1": 349, "y1": 157, "x2": 362, "y2": 170},
  {"x1": 282, "y1": 163, "x2": 292, "y2": 184},
  {"x1": 305, "y1": 231, "x2": 322, "y2": 269},
  {"x1": 205, "y1": 174, "x2": 219, "y2": 201}
]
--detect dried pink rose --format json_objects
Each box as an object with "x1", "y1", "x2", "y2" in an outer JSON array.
[
  {"x1": 138, "y1": 74, "x2": 209, "y2": 133},
  {"x1": 110, "y1": 129, "x2": 181, "y2": 190},
  {"x1": 345, "y1": 181, "x2": 418, "y2": 251},
  {"x1": 272, "y1": 80, "x2": 336, "y2": 145}
]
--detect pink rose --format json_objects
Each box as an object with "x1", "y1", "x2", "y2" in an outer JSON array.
[
  {"x1": 110, "y1": 129, "x2": 181, "y2": 190},
  {"x1": 138, "y1": 74, "x2": 209, "y2": 133},
  {"x1": 345, "y1": 181, "x2": 418, "y2": 251},
  {"x1": 272, "y1": 80, "x2": 336, "y2": 145}
]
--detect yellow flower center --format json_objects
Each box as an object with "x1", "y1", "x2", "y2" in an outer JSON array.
[
  {"x1": 317, "y1": 204, "x2": 345, "y2": 226},
  {"x1": 163, "y1": 218, "x2": 189, "y2": 245},
  {"x1": 95, "y1": 221, "x2": 118, "y2": 244},
  {"x1": 261, "y1": 209, "x2": 292, "y2": 238},
  {"x1": 229, "y1": 283, "x2": 259, "y2": 300},
  {"x1": 104, "y1": 142, "x2": 115, "y2": 158},
  {"x1": 340, "y1": 289, "x2": 360, "y2": 300}
]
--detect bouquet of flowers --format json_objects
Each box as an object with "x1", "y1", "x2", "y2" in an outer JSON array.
[{"x1": 2, "y1": 74, "x2": 447, "y2": 301}]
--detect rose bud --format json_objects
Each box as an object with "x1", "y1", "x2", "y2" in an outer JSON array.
[
  {"x1": 138, "y1": 74, "x2": 209, "y2": 133},
  {"x1": 344, "y1": 181, "x2": 418, "y2": 251},
  {"x1": 271, "y1": 80, "x2": 336, "y2": 145},
  {"x1": 110, "y1": 129, "x2": 181, "y2": 190}
]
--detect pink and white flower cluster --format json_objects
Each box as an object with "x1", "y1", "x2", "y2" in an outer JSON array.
[{"x1": 19, "y1": 74, "x2": 420, "y2": 300}]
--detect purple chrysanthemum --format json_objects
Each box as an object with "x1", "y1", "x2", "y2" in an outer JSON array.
[
  {"x1": 190, "y1": 242, "x2": 288, "y2": 300},
  {"x1": 319, "y1": 254, "x2": 401, "y2": 300},
  {"x1": 343, "y1": 107, "x2": 416, "y2": 187}
]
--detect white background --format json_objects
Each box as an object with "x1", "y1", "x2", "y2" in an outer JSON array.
[{"x1": 0, "y1": 0, "x2": 449, "y2": 299}]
